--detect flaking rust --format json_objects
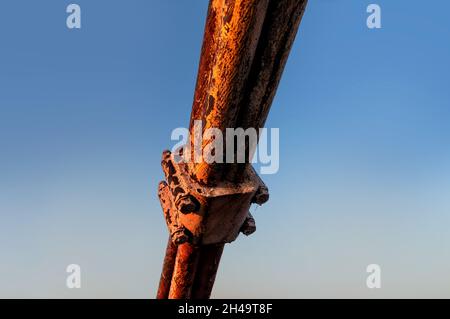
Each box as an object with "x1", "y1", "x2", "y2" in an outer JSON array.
[
  {"x1": 156, "y1": 0, "x2": 308, "y2": 299},
  {"x1": 159, "y1": 150, "x2": 267, "y2": 246},
  {"x1": 158, "y1": 181, "x2": 189, "y2": 245}
]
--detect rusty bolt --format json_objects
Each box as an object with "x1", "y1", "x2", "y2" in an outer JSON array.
[
  {"x1": 175, "y1": 195, "x2": 199, "y2": 214},
  {"x1": 252, "y1": 185, "x2": 269, "y2": 205},
  {"x1": 240, "y1": 213, "x2": 256, "y2": 236},
  {"x1": 172, "y1": 228, "x2": 189, "y2": 245},
  {"x1": 161, "y1": 149, "x2": 171, "y2": 161}
]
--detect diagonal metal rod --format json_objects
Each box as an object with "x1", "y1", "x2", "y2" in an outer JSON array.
[
  {"x1": 156, "y1": 237, "x2": 177, "y2": 299},
  {"x1": 191, "y1": 244, "x2": 225, "y2": 299},
  {"x1": 168, "y1": 242, "x2": 200, "y2": 299},
  {"x1": 157, "y1": 0, "x2": 308, "y2": 299}
]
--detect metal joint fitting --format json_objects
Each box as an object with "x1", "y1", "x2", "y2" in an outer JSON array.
[{"x1": 158, "y1": 150, "x2": 269, "y2": 245}]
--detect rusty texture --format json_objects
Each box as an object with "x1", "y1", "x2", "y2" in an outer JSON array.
[
  {"x1": 191, "y1": 244, "x2": 225, "y2": 299},
  {"x1": 168, "y1": 242, "x2": 200, "y2": 299},
  {"x1": 156, "y1": 237, "x2": 178, "y2": 299},
  {"x1": 161, "y1": 150, "x2": 199, "y2": 215},
  {"x1": 160, "y1": 150, "x2": 266, "y2": 245},
  {"x1": 230, "y1": 0, "x2": 309, "y2": 180},
  {"x1": 188, "y1": 0, "x2": 270, "y2": 185},
  {"x1": 240, "y1": 212, "x2": 256, "y2": 236},
  {"x1": 156, "y1": 0, "x2": 308, "y2": 299},
  {"x1": 189, "y1": 0, "x2": 308, "y2": 185},
  {"x1": 237, "y1": 0, "x2": 308, "y2": 131},
  {"x1": 158, "y1": 180, "x2": 190, "y2": 244},
  {"x1": 252, "y1": 173, "x2": 270, "y2": 205}
]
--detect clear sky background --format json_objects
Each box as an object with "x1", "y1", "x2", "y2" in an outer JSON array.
[{"x1": 1, "y1": 0, "x2": 450, "y2": 298}]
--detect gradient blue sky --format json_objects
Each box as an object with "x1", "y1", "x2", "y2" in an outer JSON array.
[{"x1": 1, "y1": 0, "x2": 450, "y2": 298}]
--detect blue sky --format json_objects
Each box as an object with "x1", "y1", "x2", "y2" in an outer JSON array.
[{"x1": 1, "y1": 0, "x2": 450, "y2": 298}]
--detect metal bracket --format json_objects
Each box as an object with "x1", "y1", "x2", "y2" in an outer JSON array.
[{"x1": 158, "y1": 150, "x2": 269, "y2": 245}]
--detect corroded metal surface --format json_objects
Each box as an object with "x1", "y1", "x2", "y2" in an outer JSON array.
[
  {"x1": 191, "y1": 244, "x2": 225, "y2": 299},
  {"x1": 189, "y1": 0, "x2": 270, "y2": 185},
  {"x1": 168, "y1": 242, "x2": 199, "y2": 299},
  {"x1": 161, "y1": 150, "x2": 199, "y2": 214},
  {"x1": 156, "y1": 237, "x2": 178, "y2": 299},
  {"x1": 229, "y1": 0, "x2": 309, "y2": 180},
  {"x1": 160, "y1": 150, "x2": 265, "y2": 245},
  {"x1": 240, "y1": 212, "x2": 256, "y2": 236},
  {"x1": 237, "y1": 0, "x2": 309, "y2": 131},
  {"x1": 158, "y1": 180, "x2": 189, "y2": 244},
  {"x1": 189, "y1": 0, "x2": 308, "y2": 185},
  {"x1": 156, "y1": 0, "x2": 309, "y2": 299}
]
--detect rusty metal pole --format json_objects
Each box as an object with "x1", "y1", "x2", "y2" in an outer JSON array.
[
  {"x1": 168, "y1": 242, "x2": 200, "y2": 299},
  {"x1": 156, "y1": 0, "x2": 308, "y2": 299},
  {"x1": 189, "y1": 0, "x2": 309, "y2": 184},
  {"x1": 191, "y1": 243, "x2": 225, "y2": 299},
  {"x1": 156, "y1": 237, "x2": 177, "y2": 299}
]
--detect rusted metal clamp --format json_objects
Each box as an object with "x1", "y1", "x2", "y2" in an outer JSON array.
[{"x1": 157, "y1": 150, "x2": 269, "y2": 246}]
